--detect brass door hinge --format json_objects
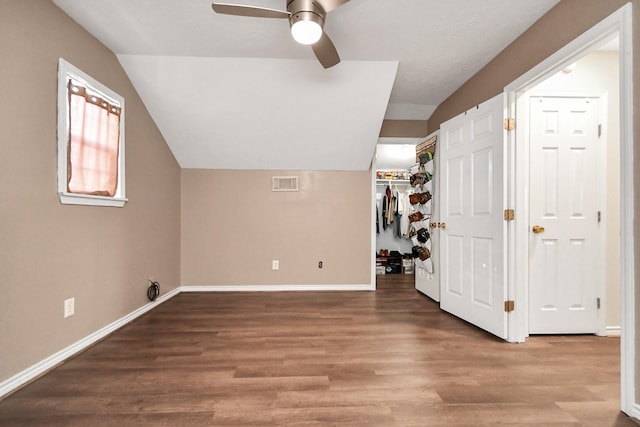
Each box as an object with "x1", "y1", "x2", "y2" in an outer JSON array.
[
  {"x1": 504, "y1": 300, "x2": 515, "y2": 312},
  {"x1": 504, "y1": 118, "x2": 515, "y2": 131},
  {"x1": 504, "y1": 209, "x2": 515, "y2": 221}
]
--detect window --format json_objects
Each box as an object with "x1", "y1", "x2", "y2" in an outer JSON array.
[{"x1": 57, "y1": 58, "x2": 126, "y2": 207}]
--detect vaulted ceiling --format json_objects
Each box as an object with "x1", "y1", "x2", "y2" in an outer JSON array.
[{"x1": 53, "y1": 0, "x2": 560, "y2": 170}]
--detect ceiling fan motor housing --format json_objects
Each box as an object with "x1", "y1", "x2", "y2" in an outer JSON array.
[{"x1": 287, "y1": 0, "x2": 326, "y2": 30}]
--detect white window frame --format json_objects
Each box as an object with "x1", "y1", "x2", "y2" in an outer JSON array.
[{"x1": 57, "y1": 58, "x2": 127, "y2": 207}]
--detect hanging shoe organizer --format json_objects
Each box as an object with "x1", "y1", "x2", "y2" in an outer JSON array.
[{"x1": 409, "y1": 135, "x2": 436, "y2": 274}]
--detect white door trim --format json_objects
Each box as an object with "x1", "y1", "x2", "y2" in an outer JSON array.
[
  {"x1": 504, "y1": 3, "x2": 634, "y2": 416},
  {"x1": 370, "y1": 151, "x2": 378, "y2": 291}
]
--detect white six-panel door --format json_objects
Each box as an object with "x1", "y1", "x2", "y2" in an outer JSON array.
[
  {"x1": 440, "y1": 94, "x2": 508, "y2": 340},
  {"x1": 528, "y1": 96, "x2": 601, "y2": 334}
]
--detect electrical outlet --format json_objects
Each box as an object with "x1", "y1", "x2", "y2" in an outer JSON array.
[
  {"x1": 272, "y1": 260, "x2": 279, "y2": 270},
  {"x1": 64, "y1": 297, "x2": 75, "y2": 318}
]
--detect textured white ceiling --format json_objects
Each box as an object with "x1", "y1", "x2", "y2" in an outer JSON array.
[
  {"x1": 118, "y1": 55, "x2": 397, "y2": 170},
  {"x1": 53, "y1": 0, "x2": 560, "y2": 170}
]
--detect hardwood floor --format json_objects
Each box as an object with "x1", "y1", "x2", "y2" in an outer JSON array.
[{"x1": 0, "y1": 274, "x2": 637, "y2": 426}]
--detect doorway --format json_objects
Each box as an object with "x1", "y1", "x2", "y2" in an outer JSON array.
[
  {"x1": 373, "y1": 141, "x2": 422, "y2": 286},
  {"x1": 506, "y1": 3, "x2": 633, "y2": 415}
]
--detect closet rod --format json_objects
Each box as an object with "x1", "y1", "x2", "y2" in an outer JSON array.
[{"x1": 376, "y1": 180, "x2": 410, "y2": 185}]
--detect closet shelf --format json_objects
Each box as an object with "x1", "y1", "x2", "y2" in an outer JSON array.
[{"x1": 376, "y1": 179, "x2": 410, "y2": 185}]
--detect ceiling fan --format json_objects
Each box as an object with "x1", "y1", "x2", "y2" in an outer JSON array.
[{"x1": 211, "y1": 0, "x2": 349, "y2": 69}]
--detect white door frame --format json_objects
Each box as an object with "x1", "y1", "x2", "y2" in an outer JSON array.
[
  {"x1": 371, "y1": 149, "x2": 378, "y2": 291},
  {"x1": 504, "y1": 3, "x2": 635, "y2": 416}
]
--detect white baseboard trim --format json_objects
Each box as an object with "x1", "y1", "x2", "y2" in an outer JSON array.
[
  {"x1": 180, "y1": 284, "x2": 375, "y2": 292},
  {"x1": 605, "y1": 326, "x2": 621, "y2": 336},
  {"x1": 0, "y1": 287, "x2": 181, "y2": 400},
  {"x1": 631, "y1": 403, "x2": 640, "y2": 420}
]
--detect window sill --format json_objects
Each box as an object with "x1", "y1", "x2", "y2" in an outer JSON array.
[{"x1": 59, "y1": 192, "x2": 127, "y2": 207}]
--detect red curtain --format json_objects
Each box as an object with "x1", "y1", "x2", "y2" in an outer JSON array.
[{"x1": 67, "y1": 82, "x2": 121, "y2": 197}]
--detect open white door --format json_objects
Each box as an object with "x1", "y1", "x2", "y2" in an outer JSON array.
[
  {"x1": 439, "y1": 94, "x2": 508, "y2": 340},
  {"x1": 415, "y1": 131, "x2": 440, "y2": 301}
]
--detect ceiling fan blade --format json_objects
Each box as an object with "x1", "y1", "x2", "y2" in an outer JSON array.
[
  {"x1": 211, "y1": 3, "x2": 290, "y2": 19},
  {"x1": 314, "y1": 0, "x2": 350, "y2": 13},
  {"x1": 312, "y1": 32, "x2": 340, "y2": 69}
]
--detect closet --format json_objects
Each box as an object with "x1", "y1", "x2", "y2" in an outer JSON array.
[
  {"x1": 375, "y1": 137, "x2": 436, "y2": 276},
  {"x1": 375, "y1": 178, "x2": 412, "y2": 274}
]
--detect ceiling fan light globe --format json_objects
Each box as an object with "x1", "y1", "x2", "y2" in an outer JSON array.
[{"x1": 291, "y1": 20, "x2": 322, "y2": 45}]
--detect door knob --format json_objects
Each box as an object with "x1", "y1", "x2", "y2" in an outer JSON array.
[
  {"x1": 439, "y1": 223, "x2": 447, "y2": 230},
  {"x1": 532, "y1": 225, "x2": 545, "y2": 234}
]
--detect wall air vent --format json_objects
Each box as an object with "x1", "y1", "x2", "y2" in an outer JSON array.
[{"x1": 272, "y1": 176, "x2": 299, "y2": 192}]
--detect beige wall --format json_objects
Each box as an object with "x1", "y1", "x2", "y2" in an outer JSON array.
[
  {"x1": 379, "y1": 120, "x2": 430, "y2": 138},
  {"x1": 428, "y1": 0, "x2": 639, "y2": 405},
  {"x1": 428, "y1": 1, "x2": 633, "y2": 131},
  {"x1": 181, "y1": 169, "x2": 371, "y2": 286},
  {"x1": 0, "y1": 0, "x2": 181, "y2": 382},
  {"x1": 532, "y1": 51, "x2": 621, "y2": 328}
]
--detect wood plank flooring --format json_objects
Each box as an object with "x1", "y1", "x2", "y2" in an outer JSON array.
[{"x1": 0, "y1": 275, "x2": 637, "y2": 426}]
